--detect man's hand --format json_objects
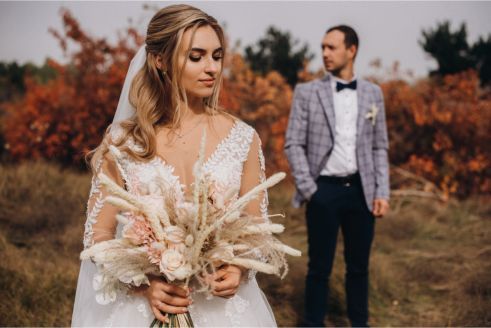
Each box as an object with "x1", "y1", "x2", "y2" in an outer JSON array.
[{"x1": 372, "y1": 198, "x2": 389, "y2": 218}]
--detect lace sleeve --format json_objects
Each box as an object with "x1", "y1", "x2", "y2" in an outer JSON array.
[
  {"x1": 238, "y1": 131, "x2": 270, "y2": 281},
  {"x1": 83, "y1": 152, "x2": 125, "y2": 249},
  {"x1": 74, "y1": 149, "x2": 152, "y2": 325},
  {"x1": 239, "y1": 131, "x2": 269, "y2": 223}
]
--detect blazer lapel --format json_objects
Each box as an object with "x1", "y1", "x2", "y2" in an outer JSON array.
[
  {"x1": 356, "y1": 80, "x2": 371, "y2": 144},
  {"x1": 316, "y1": 75, "x2": 336, "y2": 135}
]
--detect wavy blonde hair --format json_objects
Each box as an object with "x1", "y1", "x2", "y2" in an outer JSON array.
[{"x1": 88, "y1": 4, "x2": 225, "y2": 172}]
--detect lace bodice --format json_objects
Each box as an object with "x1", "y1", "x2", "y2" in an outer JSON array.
[
  {"x1": 83, "y1": 119, "x2": 268, "y2": 250},
  {"x1": 76, "y1": 119, "x2": 276, "y2": 327}
]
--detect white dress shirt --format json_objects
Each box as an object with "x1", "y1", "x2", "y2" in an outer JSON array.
[{"x1": 320, "y1": 76, "x2": 358, "y2": 177}]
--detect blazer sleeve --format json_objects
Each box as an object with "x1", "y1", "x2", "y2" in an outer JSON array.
[
  {"x1": 372, "y1": 85, "x2": 390, "y2": 200},
  {"x1": 284, "y1": 84, "x2": 317, "y2": 201}
]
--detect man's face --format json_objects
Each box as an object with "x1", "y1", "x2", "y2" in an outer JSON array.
[{"x1": 321, "y1": 30, "x2": 355, "y2": 74}]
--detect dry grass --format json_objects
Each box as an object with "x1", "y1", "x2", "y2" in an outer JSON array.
[
  {"x1": 260, "y1": 181, "x2": 491, "y2": 327},
  {"x1": 0, "y1": 162, "x2": 489, "y2": 326},
  {"x1": 0, "y1": 162, "x2": 87, "y2": 326}
]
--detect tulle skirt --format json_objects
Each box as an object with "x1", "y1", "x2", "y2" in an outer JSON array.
[{"x1": 71, "y1": 260, "x2": 277, "y2": 327}]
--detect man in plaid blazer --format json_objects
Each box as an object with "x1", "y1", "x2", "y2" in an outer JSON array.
[{"x1": 285, "y1": 25, "x2": 390, "y2": 327}]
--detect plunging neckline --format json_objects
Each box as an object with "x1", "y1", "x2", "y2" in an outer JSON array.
[{"x1": 152, "y1": 120, "x2": 240, "y2": 195}]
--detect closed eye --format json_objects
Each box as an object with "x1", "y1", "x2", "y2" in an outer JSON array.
[
  {"x1": 212, "y1": 49, "x2": 224, "y2": 61},
  {"x1": 189, "y1": 54, "x2": 202, "y2": 62},
  {"x1": 188, "y1": 47, "x2": 223, "y2": 62}
]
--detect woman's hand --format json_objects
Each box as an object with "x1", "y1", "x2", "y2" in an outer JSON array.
[
  {"x1": 142, "y1": 275, "x2": 192, "y2": 322},
  {"x1": 208, "y1": 264, "x2": 243, "y2": 298}
]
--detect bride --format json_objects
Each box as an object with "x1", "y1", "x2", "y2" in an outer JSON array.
[{"x1": 71, "y1": 4, "x2": 277, "y2": 327}]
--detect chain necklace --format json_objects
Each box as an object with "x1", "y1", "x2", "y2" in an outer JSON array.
[{"x1": 174, "y1": 115, "x2": 206, "y2": 139}]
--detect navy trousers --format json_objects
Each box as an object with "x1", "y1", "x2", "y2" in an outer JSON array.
[{"x1": 303, "y1": 174, "x2": 375, "y2": 327}]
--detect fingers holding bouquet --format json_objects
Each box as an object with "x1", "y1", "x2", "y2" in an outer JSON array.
[
  {"x1": 144, "y1": 275, "x2": 193, "y2": 321},
  {"x1": 81, "y1": 142, "x2": 301, "y2": 326},
  {"x1": 206, "y1": 264, "x2": 243, "y2": 298}
]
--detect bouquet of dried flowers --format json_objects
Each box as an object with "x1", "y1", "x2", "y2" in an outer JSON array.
[{"x1": 81, "y1": 132, "x2": 301, "y2": 327}]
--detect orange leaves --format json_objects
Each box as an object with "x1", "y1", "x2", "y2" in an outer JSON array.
[
  {"x1": 2, "y1": 10, "x2": 140, "y2": 167},
  {"x1": 432, "y1": 130, "x2": 453, "y2": 151},
  {"x1": 1, "y1": 9, "x2": 488, "y2": 198},
  {"x1": 467, "y1": 155, "x2": 488, "y2": 173},
  {"x1": 406, "y1": 155, "x2": 438, "y2": 179},
  {"x1": 220, "y1": 54, "x2": 293, "y2": 173},
  {"x1": 384, "y1": 69, "x2": 491, "y2": 197}
]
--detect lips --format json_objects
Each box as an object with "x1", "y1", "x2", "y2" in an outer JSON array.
[{"x1": 199, "y1": 78, "x2": 215, "y2": 87}]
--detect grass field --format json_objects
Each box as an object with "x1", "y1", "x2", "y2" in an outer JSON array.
[{"x1": 0, "y1": 162, "x2": 489, "y2": 326}]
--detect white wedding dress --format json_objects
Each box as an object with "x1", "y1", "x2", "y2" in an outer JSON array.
[{"x1": 71, "y1": 119, "x2": 277, "y2": 327}]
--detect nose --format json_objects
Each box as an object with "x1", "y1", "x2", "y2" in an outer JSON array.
[
  {"x1": 204, "y1": 57, "x2": 219, "y2": 75},
  {"x1": 322, "y1": 48, "x2": 330, "y2": 59}
]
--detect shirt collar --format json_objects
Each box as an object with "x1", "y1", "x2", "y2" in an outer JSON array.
[{"x1": 330, "y1": 74, "x2": 357, "y2": 90}]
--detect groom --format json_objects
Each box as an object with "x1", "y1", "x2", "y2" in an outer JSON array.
[{"x1": 284, "y1": 25, "x2": 390, "y2": 327}]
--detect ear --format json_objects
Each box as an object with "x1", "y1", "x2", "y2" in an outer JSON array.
[
  {"x1": 155, "y1": 54, "x2": 164, "y2": 70},
  {"x1": 347, "y1": 44, "x2": 357, "y2": 60}
]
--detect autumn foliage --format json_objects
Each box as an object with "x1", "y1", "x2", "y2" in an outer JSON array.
[
  {"x1": 2, "y1": 9, "x2": 142, "y2": 166},
  {"x1": 381, "y1": 70, "x2": 491, "y2": 197},
  {"x1": 1, "y1": 10, "x2": 490, "y2": 197},
  {"x1": 220, "y1": 53, "x2": 292, "y2": 173}
]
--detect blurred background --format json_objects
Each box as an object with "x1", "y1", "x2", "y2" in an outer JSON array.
[{"x1": 0, "y1": 1, "x2": 490, "y2": 326}]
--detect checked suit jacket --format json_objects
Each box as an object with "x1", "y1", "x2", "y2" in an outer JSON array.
[{"x1": 284, "y1": 74, "x2": 390, "y2": 210}]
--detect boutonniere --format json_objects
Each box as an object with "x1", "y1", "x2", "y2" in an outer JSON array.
[{"x1": 365, "y1": 104, "x2": 379, "y2": 126}]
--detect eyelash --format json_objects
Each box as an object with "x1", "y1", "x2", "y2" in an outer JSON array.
[{"x1": 189, "y1": 54, "x2": 223, "y2": 62}]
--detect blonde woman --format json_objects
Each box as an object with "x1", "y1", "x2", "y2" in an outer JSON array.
[{"x1": 71, "y1": 4, "x2": 277, "y2": 327}]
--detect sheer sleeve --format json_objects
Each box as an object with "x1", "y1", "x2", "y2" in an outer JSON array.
[
  {"x1": 237, "y1": 131, "x2": 270, "y2": 281},
  {"x1": 84, "y1": 151, "x2": 125, "y2": 249},
  {"x1": 73, "y1": 144, "x2": 153, "y2": 326},
  {"x1": 239, "y1": 131, "x2": 269, "y2": 223}
]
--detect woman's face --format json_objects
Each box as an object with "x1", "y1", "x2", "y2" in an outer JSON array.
[{"x1": 178, "y1": 25, "x2": 223, "y2": 101}]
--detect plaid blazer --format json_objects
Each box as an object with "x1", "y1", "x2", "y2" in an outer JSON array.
[{"x1": 284, "y1": 74, "x2": 390, "y2": 209}]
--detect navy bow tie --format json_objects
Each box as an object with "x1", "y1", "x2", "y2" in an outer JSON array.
[{"x1": 336, "y1": 80, "x2": 357, "y2": 92}]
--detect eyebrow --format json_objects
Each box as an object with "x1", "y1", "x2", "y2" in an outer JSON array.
[{"x1": 189, "y1": 47, "x2": 223, "y2": 54}]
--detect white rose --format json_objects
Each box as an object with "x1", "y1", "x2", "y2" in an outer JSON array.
[
  {"x1": 159, "y1": 249, "x2": 190, "y2": 281},
  {"x1": 170, "y1": 263, "x2": 192, "y2": 281},
  {"x1": 161, "y1": 249, "x2": 184, "y2": 271}
]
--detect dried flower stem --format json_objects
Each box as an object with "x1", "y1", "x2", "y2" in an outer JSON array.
[
  {"x1": 191, "y1": 172, "x2": 286, "y2": 262},
  {"x1": 242, "y1": 223, "x2": 285, "y2": 235},
  {"x1": 193, "y1": 129, "x2": 207, "y2": 224},
  {"x1": 227, "y1": 258, "x2": 278, "y2": 275}
]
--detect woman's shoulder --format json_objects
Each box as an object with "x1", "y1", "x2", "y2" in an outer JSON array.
[
  {"x1": 102, "y1": 124, "x2": 144, "y2": 159},
  {"x1": 212, "y1": 111, "x2": 257, "y2": 138}
]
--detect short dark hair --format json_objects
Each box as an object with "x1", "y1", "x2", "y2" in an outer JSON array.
[{"x1": 326, "y1": 25, "x2": 359, "y2": 56}]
